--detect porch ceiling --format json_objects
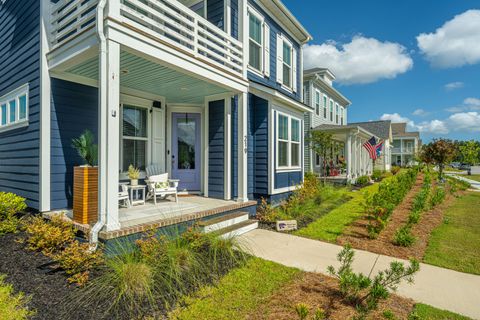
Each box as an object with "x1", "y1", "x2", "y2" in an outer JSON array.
[{"x1": 66, "y1": 51, "x2": 229, "y2": 104}]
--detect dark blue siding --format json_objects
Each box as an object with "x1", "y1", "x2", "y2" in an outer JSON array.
[
  {"x1": 207, "y1": 0, "x2": 224, "y2": 30},
  {"x1": 247, "y1": 0, "x2": 302, "y2": 102},
  {"x1": 248, "y1": 94, "x2": 269, "y2": 199},
  {"x1": 50, "y1": 79, "x2": 98, "y2": 210},
  {"x1": 231, "y1": 96, "x2": 238, "y2": 199},
  {"x1": 274, "y1": 171, "x2": 302, "y2": 189},
  {"x1": 0, "y1": 0, "x2": 40, "y2": 209},
  {"x1": 208, "y1": 100, "x2": 224, "y2": 199}
]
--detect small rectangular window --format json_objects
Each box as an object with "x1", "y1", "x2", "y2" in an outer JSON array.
[
  {"x1": 19, "y1": 95, "x2": 27, "y2": 120},
  {"x1": 0, "y1": 84, "x2": 29, "y2": 131},
  {"x1": 9, "y1": 100, "x2": 16, "y2": 123}
]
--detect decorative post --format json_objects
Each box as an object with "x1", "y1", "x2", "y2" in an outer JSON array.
[{"x1": 237, "y1": 92, "x2": 248, "y2": 202}]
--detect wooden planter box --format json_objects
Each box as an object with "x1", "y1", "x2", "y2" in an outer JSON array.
[{"x1": 73, "y1": 166, "x2": 98, "y2": 224}]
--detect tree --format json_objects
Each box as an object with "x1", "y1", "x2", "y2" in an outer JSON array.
[
  {"x1": 419, "y1": 139, "x2": 457, "y2": 179},
  {"x1": 308, "y1": 131, "x2": 338, "y2": 183},
  {"x1": 459, "y1": 140, "x2": 480, "y2": 166}
]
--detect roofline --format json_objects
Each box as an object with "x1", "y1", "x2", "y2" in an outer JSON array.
[
  {"x1": 266, "y1": 0, "x2": 313, "y2": 44},
  {"x1": 313, "y1": 125, "x2": 378, "y2": 140},
  {"x1": 305, "y1": 73, "x2": 351, "y2": 106}
]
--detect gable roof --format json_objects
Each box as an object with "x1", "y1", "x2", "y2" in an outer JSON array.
[
  {"x1": 349, "y1": 120, "x2": 392, "y2": 140},
  {"x1": 391, "y1": 123, "x2": 420, "y2": 138}
]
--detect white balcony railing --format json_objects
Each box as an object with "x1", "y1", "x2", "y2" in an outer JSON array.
[
  {"x1": 50, "y1": 0, "x2": 99, "y2": 48},
  {"x1": 119, "y1": 0, "x2": 244, "y2": 77},
  {"x1": 392, "y1": 147, "x2": 414, "y2": 153},
  {"x1": 49, "y1": 0, "x2": 244, "y2": 78}
]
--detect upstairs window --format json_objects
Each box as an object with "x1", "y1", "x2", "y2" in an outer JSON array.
[
  {"x1": 277, "y1": 112, "x2": 301, "y2": 169},
  {"x1": 276, "y1": 35, "x2": 297, "y2": 92},
  {"x1": 315, "y1": 90, "x2": 320, "y2": 115},
  {"x1": 249, "y1": 13, "x2": 262, "y2": 71},
  {"x1": 0, "y1": 84, "x2": 29, "y2": 132},
  {"x1": 282, "y1": 41, "x2": 292, "y2": 88},
  {"x1": 330, "y1": 100, "x2": 334, "y2": 122},
  {"x1": 323, "y1": 95, "x2": 327, "y2": 118},
  {"x1": 335, "y1": 104, "x2": 339, "y2": 124},
  {"x1": 341, "y1": 107, "x2": 345, "y2": 125}
]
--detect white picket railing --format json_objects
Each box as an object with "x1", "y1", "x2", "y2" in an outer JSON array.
[
  {"x1": 119, "y1": 0, "x2": 244, "y2": 77},
  {"x1": 50, "y1": 0, "x2": 99, "y2": 48}
]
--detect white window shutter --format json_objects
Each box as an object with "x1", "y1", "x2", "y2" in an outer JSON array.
[
  {"x1": 264, "y1": 23, "x2": 270, "y2": 77},
  {"x1": 152, "y1": 107, "x2": 166, "y2": 172},
  {"x1": 276, "y1": 34, "x2": 283, "y2": 84},
  {"x1": 292, "y1": 47, "x2": 298, "y2": 92}
]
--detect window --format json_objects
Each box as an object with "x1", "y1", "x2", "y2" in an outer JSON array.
[
  {"x1": 340, "y1": 107, "x2": 344, "y2": 125},
  {"x1": 315, "y1": 153, "x2": 321, "y2": 167},
  {"x1": 277, "y1": 112, "x2": 301, "y2": 169},
  {"x1": 249, "y1": 12, "x2": 262, "y2": 72},
  {"x1": 0, "y1": 84, "x2": 29, "y2": 132},
  {"x1": 282, "y1": 40, "x2": 292, "y2": 88},
  {"x1": 122, "y1": 105, "x2": 148, "y2": 171},
  {"x1": 323, "y1": 95, "x2": 327, "y2": 118},
  {"x1": 315, "y1": 90, "x2": 320, "y2": 115},
  {"x1": 330, "y1": 100, "x2": 334, "y2": 122},
  {"x1": 335, "y1": 104, "x2": 339, "y2": 124}
]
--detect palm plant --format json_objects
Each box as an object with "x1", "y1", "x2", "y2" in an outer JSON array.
[{"x1": 71, "y1": 130, "x2": 98, "y2": 166}]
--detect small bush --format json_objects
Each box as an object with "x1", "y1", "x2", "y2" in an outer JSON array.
[
  {"x1": 355, "y1": 175, "x2": 370, "y2": 187},
  {"x1": 408, "y1": 210, "x2": 421, "y2": 224},
  {"x1": 391, "y1": 166, "x2": 401, "y2": 175},
  {"x1": 0, "y1": 192, "x2": 27, "y2": 235},
  {"x1": 53, "y1": 241, "x2": 103, "y2": 286},
  {"x1": 393, "y1": 225, "x2": 416, "y2": 247},
  {"x1": 430, "y1": 187, "x2": 446, "y2": 207},
  {"x1": 0, "y1": 274, "x2": 35, "y2": 320},
  {"x1": 24, "y1": 215, "x2": 76, "y2": 256},
  {"x1": 371, "y1": 170, "x2": 384, "y2": 182},
  {"x1": 256, "y1": 197, "x2": 279, "y2": 223}
]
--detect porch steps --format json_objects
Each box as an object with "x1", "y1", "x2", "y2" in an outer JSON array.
[{"x1": 198, "y1": 211, "x2": 258, "y2": 237}]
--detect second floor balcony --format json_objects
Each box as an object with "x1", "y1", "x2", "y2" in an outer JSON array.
[{"x1": 48, "y1": 0, "x2": 246, "y2": 84}]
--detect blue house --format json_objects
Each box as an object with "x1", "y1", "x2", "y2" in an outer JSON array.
[{"x1": 0, "y1": 0, "x2": 311, "y2": 242}]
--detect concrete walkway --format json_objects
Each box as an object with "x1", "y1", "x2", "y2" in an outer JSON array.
[
  {"x1": 447, "y1": 174, "x2": 480, "y2": 190},
  {"x1": 239, "y1": 229, "x2": 480, "y2": 319}
]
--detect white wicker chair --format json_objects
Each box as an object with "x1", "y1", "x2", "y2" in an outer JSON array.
[
  {"x1": 145, "y1": 172, "x2": 179, "y2": 204},
  {"x1": 118, "y1": 184, "x2": 131, "y2": 208}
]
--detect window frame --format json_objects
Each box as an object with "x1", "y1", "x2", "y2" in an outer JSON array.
[
  {"x1": 120, "y1": 103, "x2": 150, "y2": 173},
  {"x1": 314, "y1": 90, "x2": 321, "y2": 116},
  {"x1": 323, "y1": 95, "x2": 327, "y2": 119},
  {"x1": 335, "y1": 103, "x2": 339, "y2": 124},
  {"x1": 247, "y1": 6, "x2": 264, "y2": 75},
  {"x1": 281, "y1": 38, "x2": 293, "y2": 90},
  {"x1": 276, "y1": 111, "x2": 301, "y2": 170},
  {"x1": 0, "y1": 84, "x2": 29, "y2": 133},
  {"x1": 329, "y1": 99, "x2": 334, "y2": 122}
]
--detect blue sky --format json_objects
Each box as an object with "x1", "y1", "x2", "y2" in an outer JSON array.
[{"x1": 283, "y1": 0, "x2": 480, "y2": 141}]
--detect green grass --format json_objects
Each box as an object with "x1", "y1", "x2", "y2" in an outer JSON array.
[
  {"x1": 423, "y1": 192, "x2": 480, "y2": 275},
  {"x1": 0, "y1": 275, "x2": 35, "y2": 320},
  {"x1": 294, "y1": 183, "x2": 380, "y2": 242},
  {"x1": 410, "y1": 303, "x2": 472, "y2": 319},
  {"x1": 169, "y1": 258, "x2": 300, "y2": 320},
  {"x1": 465, "y1": 174, "x2": 480, "y2": 182}
]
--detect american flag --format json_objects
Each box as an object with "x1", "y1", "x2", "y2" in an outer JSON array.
[{"x1": 363, "y1": 136, "x2": 382, "y2": 160}]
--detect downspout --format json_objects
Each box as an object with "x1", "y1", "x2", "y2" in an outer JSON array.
[{"x1": 90, "y1": 0, "x2": 108, "y2": 248}]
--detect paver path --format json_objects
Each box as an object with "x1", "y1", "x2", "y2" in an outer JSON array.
[{"x1": 239, "y1": 229, "x2": 480, "y2": 319}]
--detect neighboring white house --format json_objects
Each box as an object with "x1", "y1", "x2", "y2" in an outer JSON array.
[
  {"x1": 391, "y1": 123, "x2": 421, "y2": 167},
  {"x1": 303, "y1": 68, "x2": 377, "y2": 182}
]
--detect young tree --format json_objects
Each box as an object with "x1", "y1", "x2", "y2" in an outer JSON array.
[
  {"x1": 308, "y1": 131, "x2": 337, "y2": 183},
  {"x1": 419, "y1": 139, "x2": 457, "y2": 179},
  {"x1": 459, "y1": 140, "x2": 480, "y2": 166}
]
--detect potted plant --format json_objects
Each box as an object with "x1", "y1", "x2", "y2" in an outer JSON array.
[
  {"x1": 71, "y1": 130, "x2": 98, "y2": 225},
  {"x1": 128, "y1": 165, "x2": 140, "y2": 186}
]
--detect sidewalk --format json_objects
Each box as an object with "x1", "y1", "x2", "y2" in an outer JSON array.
[
  {"x1": 239, "y1": 229, "x2": 480, "y2": 319},
  {"x1": 447, "y1": 173, "x2": 480, "y2": 190}
]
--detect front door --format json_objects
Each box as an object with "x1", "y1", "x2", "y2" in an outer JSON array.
[{"x1": 171, "y1": 113, "x2": 201, "y2": 191}]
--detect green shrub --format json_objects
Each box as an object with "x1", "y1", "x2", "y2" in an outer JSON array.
[
  {"x1": 356, "y1": 175, "x2": 370, "y2": 186},
  {"x1": 0, "y1": 274, "x2": 35, "y2": 320},
  {"x1": 408, "y1": 210, "x2": 421, "y2": 224},
  {"x1": 371, "y1": 170, "x2": 384, "y2": 182},
  {"x1": 365, "y1": 168, "x2": 419, "y2": 238},
  {"x1": 430, "y1": 187, "x2": 446, "y2": 207},
  {"x1": 393, "y1": 225, "x2": 416, "y2": 247},
  {"x1": 328, "y1": 245, "x2": 419, "y2": 318},
  {"x1": 391, "y1": 166, "x2": 401, "y2": 175},
  {"x1": 0, "y1": 192, "x2": 27, "y2": 235},
  {"x1": 24, "y1": 215, "x2": 76, "y2": 256}
]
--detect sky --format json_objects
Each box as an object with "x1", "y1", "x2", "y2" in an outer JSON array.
[{"x1": 282, "y1": 0, "x2": 480, "y2": 142}]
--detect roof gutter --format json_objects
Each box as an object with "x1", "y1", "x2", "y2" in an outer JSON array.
[{"x1": 90, "y1": 0, "x2": 108, "y2": 249}]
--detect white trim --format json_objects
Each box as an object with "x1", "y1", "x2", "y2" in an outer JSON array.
[
  {"x1": 224, "y1": 96, "x2": 232, "y2": 200},
  {"x1": 237, "y1": 92, "x2": 248, "y2": 202},
  {"x1": 247, "y1": 5, "x2": 264, "y2": 74},
  {"x1": 275, "y1": 110, "x2": 301, "y2": 171},
  {"x1": 249, "y1": 81, "x2": 311, "y2": 113},
  {"x1": 271, "y1": 185, "x2": 297, "y2": 194},
  {"x1": 203, "y1": 99, "x2": 209, "y2": 197},
  {"x1": 268, "y1": 101, "x2": 274, "y2": 194},
  {"x1": 0, "y1": 84, "x2": 30, "y2": 131}
]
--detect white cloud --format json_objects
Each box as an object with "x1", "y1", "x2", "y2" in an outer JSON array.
[
  {"x1": 417, "y1": 10, "x2": 480, "y2": 68},
  {"x1": 464, "y1": 97, "x2": 480, "y2": 107},
  {"x1": 380, "y1": 113, "x2": 412, "y2": 124},
  {"x1": 444, "y1": 81, "x2": 464, "y2": 91},
  {"x1": 303, "y1": 36, "x2": 413, "y2": 85},
  {"x1": 416, "y1": 120, "x2": 449, "y2": 134},
  {"x1": 448, "y1": 112, "x2": 480, "y2": 132},
  {"x1": 412, "y1": 109, "x2": 430, "y2": 116},
  {"x1": 445, "y1": 97, "x2": 480, "y2": 113}
]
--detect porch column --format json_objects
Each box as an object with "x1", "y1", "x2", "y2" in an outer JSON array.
[
  {"x1": 237, "y1": 92, "x2": 248, "y2": 202},
  {"x1": 102, "y1": 40, "x2": 121, "y2": 231},
  {"x1": 357, "y1": 136, "x2": 362, "y2": 176},
  {"x1": 346, "y1": 133, "x2": 352, "y2": 180}
]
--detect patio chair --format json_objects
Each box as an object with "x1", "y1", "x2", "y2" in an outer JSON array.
[
  {"x1": 146, "y1": 164, "x2": 163, "y2": 178},
  {"x1": 145, "y1": 173, "x2": 179, "y2": 204},
  {"x1": 118, "y1": 184, "x2": 131, "y2": 208}
]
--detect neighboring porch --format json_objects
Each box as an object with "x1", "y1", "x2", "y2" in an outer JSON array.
[{"x1": 310, "y1": 124, "x2": 377, "y2": 182}]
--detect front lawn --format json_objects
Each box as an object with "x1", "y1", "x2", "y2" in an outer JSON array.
[
  {"x1": 423, "y1": 191, "x2": 480, "y2": 275},
  {"x1": 464, "y1": 174, "x2": 480, "y2": 182},
  {"x1": 411, "y1": 303, "x2": 472, "y2": 320},
  {"x1": 294, "y1": 182, "x2": 379, "y2": 242}
]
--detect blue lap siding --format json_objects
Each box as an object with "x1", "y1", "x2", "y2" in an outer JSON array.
[
  {"x1": 50, "y1": 79, "x2": 98, "y2": 210},
  {"x1": 208, "y1": 100, "x2": 225, "y2": 199},
  {"x1": 0, "y1": 0, "x2": 41, "y2": 209}
]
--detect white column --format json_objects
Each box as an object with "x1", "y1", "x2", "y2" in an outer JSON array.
[
  {"x1": 346, "y1": 133, "x2": 352, "y2": 180},
  {"x1": 237, "y1": 92, "x2": 248, "y2": 202},
  {"x1": 104, "y1": 40, "x2": 121, "y2": 231},
  {"x1": 224, "y1": 97, "x2": 232, "y2": 200}
]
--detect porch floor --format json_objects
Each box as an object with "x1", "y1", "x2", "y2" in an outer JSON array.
[{"x1": 119, "y1": 196, "x2": 236, "y2": 228}]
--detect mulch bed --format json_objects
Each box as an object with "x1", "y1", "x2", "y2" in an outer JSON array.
[
  {"x1": 337, "y1": 174, "x2": 460, "y2": 260},
  {"x1": 0, "y1": 232, "x2": 105, "y2": 320},
  {"x1": 249, "y1": 272, "x2": 415, "y2": 320}
]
